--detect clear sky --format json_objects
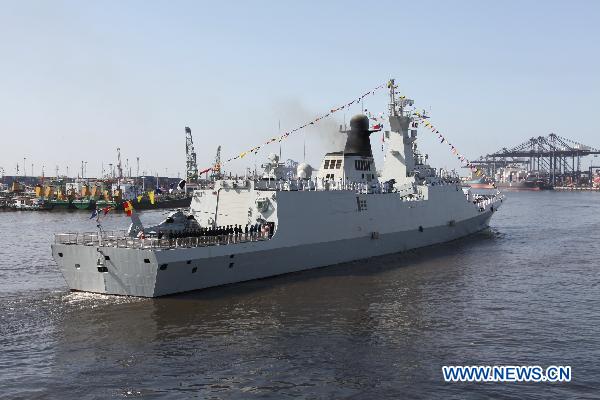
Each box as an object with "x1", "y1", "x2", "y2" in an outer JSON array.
[{"x1": 1, "y1": 0, "x2": 599, "y2": 179}]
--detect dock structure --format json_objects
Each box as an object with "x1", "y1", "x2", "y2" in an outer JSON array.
[
  {"x1": 554, "y1": 186, "x2": 600, "y2": 192},
  {"x1": 470, "y1": 133, "x2": 600, "y2": 187}
]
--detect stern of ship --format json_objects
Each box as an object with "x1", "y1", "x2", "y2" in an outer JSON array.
[{"x1": 51, "y1": 242, "x2": 160, "y2": 297}]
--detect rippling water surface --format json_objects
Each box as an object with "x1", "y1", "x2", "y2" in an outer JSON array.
[{"x1": 1, "y1": 192, "x2": 599, "y2": 399}]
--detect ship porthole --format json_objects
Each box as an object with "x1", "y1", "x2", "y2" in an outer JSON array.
[
  {"x1": 58, "y1": 253, "x2": 63, "y2": 257},
  {"x1": 418, "y1": 226, "x2": 424, "y2": 232},
  {"x1": 144, "y1": 258, "x2": 150, "y2": 263},
  {"x1": 75, "y1": 263, "x2": 80, "y2": 269}
]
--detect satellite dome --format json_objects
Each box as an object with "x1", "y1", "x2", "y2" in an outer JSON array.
[
  {"x1": 297, "y1": 163, "x2": 313, "y2": 179},
  {"x1": 350, "y1": 114, "x2": 369, "y2": 131}
]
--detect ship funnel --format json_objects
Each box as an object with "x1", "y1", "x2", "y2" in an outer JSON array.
[{"x1": 342, "y1": 114, "x2": 373, "y2": 157}]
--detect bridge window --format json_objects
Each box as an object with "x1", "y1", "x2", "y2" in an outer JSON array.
[
  {"x1": 335, "y1": 160, "x2": 342, "y2": 169},
  {"x1": 355, "y1": 160, "x2": 371, "y2": 171},
  {"x1": 324, "y1": 160, "x2": 330, "y2": 169}
]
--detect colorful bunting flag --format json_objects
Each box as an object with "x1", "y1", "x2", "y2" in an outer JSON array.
[
  {"x1": 195, "y1": 82, "x2": 388, "y2": 173},
  {"x1": 123, "y1": 201, "x2": 133, "y2": 217},
  {"x1": 413, "y1": 111, "x2": 497, "y2": 189}
]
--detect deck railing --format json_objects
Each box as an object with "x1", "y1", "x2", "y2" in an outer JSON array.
[
  {"x1": 54, "y1": 230, "x2": 271, "y2": 250},
  {"x1": 472, "y1": 193, "x2": 504, "y2": 211},
  {"x1": 251, "y1": 178, "x2": 461, "y2": 195}
]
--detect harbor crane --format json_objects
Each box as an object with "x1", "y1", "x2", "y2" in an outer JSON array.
[
  {"x1": 210, "y1": 145, "x2": 222, "y2": 181},
  {"x1": 185, "y1": 127, "x2": 198, "y2": 182},
  {"x1": 116, "y1": 148, "x2": 123, "y2": 179}
]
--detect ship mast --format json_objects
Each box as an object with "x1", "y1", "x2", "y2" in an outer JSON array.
[
  {"x1": 388, "y1": 79, "x2": 398, "y2": 117},
  {"x1": 388, "y1": 78, "x2": 409, "y2": 118},
  {"x1": 381, "y1": 78, "x2": 417, "y2": 183}
]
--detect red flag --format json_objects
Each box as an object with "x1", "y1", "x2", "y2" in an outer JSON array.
[
  {"x1": 102, "y1": 206, "x2": 112, "y2": 215},
  {"x1": 123, "y1": 201, "x2": 133, "y2": 216}
]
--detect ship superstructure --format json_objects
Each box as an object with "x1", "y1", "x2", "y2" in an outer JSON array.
[{"x1": 51, "y1": 81, "x2": 503, "y2": 297}]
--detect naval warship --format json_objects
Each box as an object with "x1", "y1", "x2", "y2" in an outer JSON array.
[{"x1": 51, "y1": 81, "x2": 504, "y2": 297}]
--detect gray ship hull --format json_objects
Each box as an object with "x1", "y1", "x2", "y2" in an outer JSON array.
[{"x1": 51, "y1": 210, "x2": 494, "y2": 297}]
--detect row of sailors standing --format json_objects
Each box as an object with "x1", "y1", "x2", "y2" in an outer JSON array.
[
  {"x1": 159, "y1": 223, "x2": 274, "y2": 241},
  {"x1": 202, "y1": 223, "x2": 273, "y2": 238}
]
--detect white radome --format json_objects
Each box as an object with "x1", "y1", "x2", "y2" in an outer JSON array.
[{"x1": 297, "y1": 163, "x2": 313, "y2": 179}]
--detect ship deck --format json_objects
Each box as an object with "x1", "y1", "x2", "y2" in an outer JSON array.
[{"x1": 54, "y1": 231, "x2": 271, "y2": 250}]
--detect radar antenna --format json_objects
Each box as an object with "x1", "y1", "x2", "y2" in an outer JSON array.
[
  {"x1": 388, "y1": 78, "x2": 414, "y2": 117},
  {"x1": 185, "y1": 127, "x2": 198, "y2": 182}
]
